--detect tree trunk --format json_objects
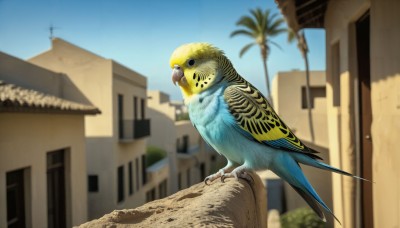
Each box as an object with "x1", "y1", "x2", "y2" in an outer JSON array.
[
  {"x1": 260, "y1": 44, "x2": 273, "y2": 107},
  {"x1": 304, "y1": 53, "x2": 315, "y2": 143},
  {"x1": 262, "y1": 59, "x2": 273, "y2": 106}
]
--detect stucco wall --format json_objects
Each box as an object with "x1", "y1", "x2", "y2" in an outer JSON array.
[
  {"x1": 0, "y1": 113, "x2": 87, "y2": 227},
  {"x1": 28, "y1": 38, "x2": 150, "y2": 220},
  {"x1": 271, "y1": 70, "x2": 333, "y2": 225},
  {"x1": 272, "y1": 70, "x2": 328, "y2": 147},
  {"x1": 325, "y1": 0, "x2": 400, "y2": 227},
  {"x1": 0, "y1": 52, "x2": 63, "y2": 97},
  {"x1": 29, "y1": 38, "x2": 114, "y2": 137},
  {"x1": 370, "y1": 0, "x2": 400, "y2": 227}
]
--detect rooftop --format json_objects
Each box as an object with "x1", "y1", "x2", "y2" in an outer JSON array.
[
  {"x1": 275, "y1": 0, "x2": 329, "y2": 31},
  {"x1": 0, "y1": 81, "x2": 100, "y2": 115}
]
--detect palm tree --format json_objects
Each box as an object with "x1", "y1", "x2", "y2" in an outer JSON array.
[
  {"x1": 288, "y1": 29, "x2": 315, "y2": 143},
  {"x1": 231, "y1": 8, "x2": 286, "y2": 104}
]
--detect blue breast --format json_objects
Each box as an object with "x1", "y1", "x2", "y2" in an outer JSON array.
[{"x1": 187, "y1": 86, "x2": 247, "y2": 164}]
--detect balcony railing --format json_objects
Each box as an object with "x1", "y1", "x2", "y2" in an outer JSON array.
[
  {"x1": 119, "y1": 119, "x2": 151, "y2": 141},
  {"x1": 134, "y1": 119, "x2": 151, "y2": 139}
]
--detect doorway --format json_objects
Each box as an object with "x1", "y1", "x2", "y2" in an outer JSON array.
[
  {"x1": 47, "y1": 149, "x2": 66, "y2": 228},
  {"x1": 356, "y1": 11, "x2": 373, "y2": 228}
]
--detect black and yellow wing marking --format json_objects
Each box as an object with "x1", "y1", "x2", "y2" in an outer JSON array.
[{"x1": 224, "y1": 83, "x2": 321, "y2": 159}]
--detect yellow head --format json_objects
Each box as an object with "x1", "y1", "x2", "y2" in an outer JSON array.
[{"x1": 169, "y1": 43, "x2": 224, "y2": 99}]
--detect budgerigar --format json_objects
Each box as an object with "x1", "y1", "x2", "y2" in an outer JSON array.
[{"x1": 169, "y1": 43, "x2": 362, "y2": 223}]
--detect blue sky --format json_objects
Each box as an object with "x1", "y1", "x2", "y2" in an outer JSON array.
[{"x1": 0, "y1": 0, "x2": 325, "y2": 100}]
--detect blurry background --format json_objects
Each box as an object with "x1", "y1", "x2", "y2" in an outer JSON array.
[{"x1": 1, "y1": 0, "x2": 400, "y2": 228}]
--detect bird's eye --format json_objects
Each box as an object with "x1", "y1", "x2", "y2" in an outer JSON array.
[{"x1": 188, "y1": 59, "x2": 195, "y2": 66}]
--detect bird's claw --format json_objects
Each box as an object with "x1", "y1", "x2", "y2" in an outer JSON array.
[
  {"x1": 204, "y1": 177, "x2": 212, "y2": 186},
  {"x1": 219, "y1": 170, "x2": 254, "y2": 185},
  {"x1": 204, "y1": 168, "x2": 226, "y2": 185},
  {"x1": 221, "y1": 174, "x2": 227, "y2": 183}
]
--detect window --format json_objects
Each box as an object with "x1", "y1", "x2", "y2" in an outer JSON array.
[
  {"x1": 135, "y1": 158, "x2": 140, "y2": 191},
  {"x1": 118, "y1": 94, "x2": 124, "y2": 139},
  {"x1": 141, "y1": 154, "x2": 147, "y2": 185},
  {"x1": 186, "y1": 168, "x2": 191, "y2": 187},
  {"x1": 47, "y1": 149, "x2": 66, "y2": 228},
  {"x1": 128, "y1": 162, "x2": 133, "y2": 195},
  {"x1": 158, "y1": 179, "x2": 168, "y2": 199},
  {"x1": 199, "y1": 163, "x2": 206, "y2": 181},
  {"x1": 332, "y1": 42, "x2": 341, "y2": 107},
  {"x1": 178, "y1": 172, "x2": 182, "y2": 190},
  {"x1": 141, "y1": 98, "x2": 145, "y2": 119},
  {"x1": 301, "y1": 86, "x2": 326, "y2": 109},
  {"x1": 177, "y1": 135, "x2": 189, "y2": 153},
  {"x1": 266, "y1": 179, "x2": 286, "y2": 214},
  {"x1": 7, "y1": 169, "x2": 26, "y2": 228},
  {"x1": 146, "y1": 188, "x2": 156, "y2": 202},
  {"x1": 211, "y1": 155, "x2": 216, "y2": 162},
  {"x1": 133, "y1": 96, "x2": 138, "y2": 120},
  {"x1": 88, "y1": 175, "x2": 99, "y2": 192},
  {"x1": 117, "y1": 166, "x2": 124, "y2": 203}
]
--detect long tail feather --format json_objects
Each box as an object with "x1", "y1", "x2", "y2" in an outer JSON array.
[
  {"x1": 271, "y1": 153, "x2": 340, "y2": 223},
  {"x1": 289, "y1": 184, "x2": 327, "y2": 222},
  {"x1": 293, "y1": 153, "x2": 372, "y2": 182}
]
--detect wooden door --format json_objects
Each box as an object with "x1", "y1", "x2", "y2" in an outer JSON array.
[{"x1": 356, "y1": 11, "x2": 373, "y2": 228}]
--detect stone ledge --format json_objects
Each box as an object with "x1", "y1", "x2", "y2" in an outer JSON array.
[{"x1": 77, "y1": 173, "x2": 266, "y2": 227}]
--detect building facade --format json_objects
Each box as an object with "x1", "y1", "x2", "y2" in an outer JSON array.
[
  {"x1": 276, "y1": 0, "x2": 400, "y2": 227},
  {"x1": 0, "y1": 52, "x2": 99, "y2": 227},
  {"x1": 28, "y1": 38, "x2": 151, "y2": 219},
  {"x1": 270, "y1": 70, "x2": 333, "y2": 225}
]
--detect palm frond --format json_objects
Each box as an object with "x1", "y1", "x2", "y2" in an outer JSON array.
[
  {"x1": 232, "y1": 8, "x2": 285, "y2": 58},
  {"x1": 268, "y1": 28, "x2": 287, "y2": 36},
  {"x1": 239, "y1": 42, "x2": 256, "y2": 58},
  {"x1": 267, "y1": 19, "x2": 285, "y2": 35},
  {"x1": 250, "y1": 8, "x2": 265, "y2": 33},
  {"x1": 230, "y1": 29, "x2": 255, "y2": 38},
  {"x1": 236, "y1": 16, "x2": 258, "y2": 32},
  {"x1": 269, "y1": 40, "x2": 283, "y2": 51}
]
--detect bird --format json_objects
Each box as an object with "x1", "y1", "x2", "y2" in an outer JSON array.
[{"x1": 169, "y1": 42, "x2": 364, "y2": 223}]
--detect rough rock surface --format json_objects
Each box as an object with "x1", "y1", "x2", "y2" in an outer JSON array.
[{"x1": 78, "y1": 173, "x2": 266, "y2": 227}]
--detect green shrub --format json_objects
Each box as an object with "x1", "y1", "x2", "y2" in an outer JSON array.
[
  {"x1": 280, "y1": 207, "x2": 326, "y2": 228},
  {"x1": 146, "y1": 146, "x2": 167, "y2": 167},
  {"x1": 176, "y1": 113, "x2": 190, "y2": 121}
]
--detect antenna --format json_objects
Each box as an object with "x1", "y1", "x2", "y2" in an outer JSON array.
[{"x1": 48, "y1": 24, "x2": 60, "y2": 41}]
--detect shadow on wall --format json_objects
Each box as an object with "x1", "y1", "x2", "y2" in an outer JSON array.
[{"x1": 61, "y1": 74, "x2": 95, "y2": 106}]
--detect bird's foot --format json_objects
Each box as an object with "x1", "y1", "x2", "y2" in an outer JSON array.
[
  {"x1": 220, "y1": 166, "x2": 254, "y2": 185},
  {"x1": 204, "y1": 168, "x2": 226, "y2": 185}
]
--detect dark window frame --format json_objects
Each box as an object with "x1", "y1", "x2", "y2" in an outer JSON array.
[
  {"x1": 117, "y1": 166, "x2": 124, "y2": 203},
  {"x1": 141, "y1": 155, "x2": 147, "y2": 185},
  {"x1": 118, "y1": 94, "x2": 124, "y2": 139},
  {"x1": 128, "y1": 162, "x2": 133, "y2": 195},
  {"x1": 47, "y1": 149, "x2": 67, "y2": 228},
  {"x1": 133, "y1": 96, "x2": 138, "y2": 120},
  {"x1": 6, "y1": 168, "x2": 26, "y2": 228},
  {"x1": 135, "y1": 158, "x2": 140, "y2": 191},
  {"x1": 88, "y1": 175, "x2": 99, "y2": 192}
]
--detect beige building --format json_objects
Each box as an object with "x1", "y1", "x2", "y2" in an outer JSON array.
[
  {"x1": 269, "y1": 70, "x2": 333, "y2": 224},
  {"x1": 28, "y1": 38, "x2": 151, "y2": 219},
  {"x1": 147, "y1": 90, "x2": 221, "y2": 194},
  {"x1": 0, "y1": 52, "x2": 99, "y2": 227},
  {"x1": 276, "y1": 0, "x2": 400, "y2": 227},
  {"x1": 273, "y1": 71, "x2": 328, "y2": 147}
]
